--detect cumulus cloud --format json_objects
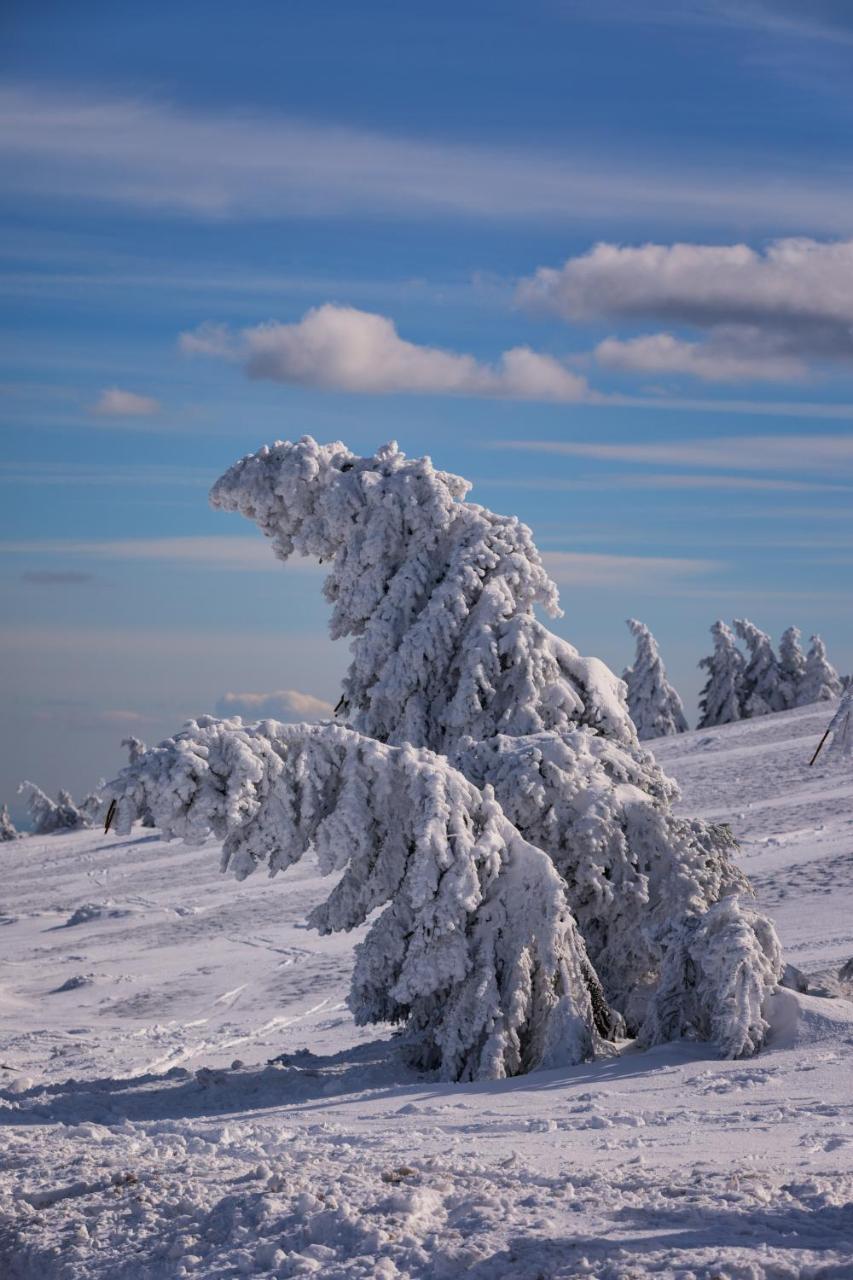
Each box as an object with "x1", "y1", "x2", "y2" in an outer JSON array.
[
  {"x1": 91, "y1": 387, "x2": 161, "y2": 417},
  {"x1": 215, "y1": 690, "x2": 333, "y2": 722},
  {"x1": 595, "y1": 332, "x2": 808, "y2": 383},
  {"x1": 518, "y1": 237, "x2": 853, "y2": 382},
  {"x1": 181, "y1": 305, "x2": 591, "y2": 402}
]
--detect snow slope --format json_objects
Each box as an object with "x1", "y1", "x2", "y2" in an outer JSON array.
[{"x1": 1, "y1": 702, "x2": 852, "y2": 1278}]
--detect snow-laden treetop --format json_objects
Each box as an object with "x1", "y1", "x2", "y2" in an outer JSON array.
[{"x1": 211, "y1": 436, "x2": 632, "y2": 753}]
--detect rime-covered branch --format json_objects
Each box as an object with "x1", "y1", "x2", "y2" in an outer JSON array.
[{"x1": 108, "y1": 717, "x2": 617, "y2": 1081}]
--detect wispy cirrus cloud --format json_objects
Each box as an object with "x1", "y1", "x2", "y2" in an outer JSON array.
[
  {"x1": 1, "y1": 537, "x2": 322, "y2": 572},
  {"x1": 518, "y1": 237, "x2": 853, "y2": 383},
  {"x1": 20, "y1": 570, "x2": 95, "y2": 585},
  {"x1": 4, "y1": 83, "x2": 853, "y2": 232},
  {"x1": 542, "y1": 551, "x2": 723, "y2": 589},
  {"x1": 90, "y1": 387, "x2": 161, "y2": 417},
  {"x1": 502, "y1": 434, "x2": 853, "y2": 475}
]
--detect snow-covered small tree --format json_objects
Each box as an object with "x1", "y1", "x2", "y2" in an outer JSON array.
[
  {"x1": 798, "y1": 635, "x2": 842, "y2": 705},
  {"x1": 698, "y1": 621, "x2": 744, "y2": 728},
  {"x1": 108, "y1": 718, "x2": 617, "y2": 1080},
  {"x1": 106, "y1": 432, "x2": 782, "y2": 1069},
  {"x1": 622, "y1": 619, "x2": 687, "y2": 740},
  {"x1": 825, "y1": 687, "x2": 853, "y2": 760},
  {"x1": 733, "y1": 619, "x2": 786, "y2": 717},
  {"x1": 777, "y1": 626, "x2": 806, "y2": 710},
  {"x1": 0, "y1": 803, "x2": 19, "y2": 841},
  {"x1": 18, "y1": 782, "x2": 88, "y2": 834},
  {"x1": 122, "y1": 738, "x2": 155, "y2": 825}
]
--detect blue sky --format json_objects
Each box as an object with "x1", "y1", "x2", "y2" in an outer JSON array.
[{"x1": 2, "y1": 0, "x2": 852, "y2": 818}]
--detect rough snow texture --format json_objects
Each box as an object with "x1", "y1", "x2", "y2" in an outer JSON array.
[
  {"x1": 1, "y1": 704, "x2": 852, "y2": 1280},
  {"x1": 778, "y1": 625, "x2": 806, "y2": 710},
  {"x1": 0, "y1": 802, "x2": 19, "y2": 841},
  {"x1": 202, "y1": 436, "x2": 781, "y2": 1057},
  {"x1": 799, "y1": 634, "x2": 842, "y2": 706},
  {"x1": 108, "y1": 718, "x2": 611, "y2": 1081},
  {"x1": 733, "y1": 618, "x2": 787, "y2": 717},
  {"x1": 622, "y1": 618, "x2": 687, "y2": 740},
  {"x1": 17, "y1": 782, "x2": 88, "y2": 834},
  {"x1": 697, "y1": 620, "x2": 743, "y2": 728}
]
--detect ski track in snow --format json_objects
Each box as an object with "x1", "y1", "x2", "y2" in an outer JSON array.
[{"x1": 1, "y1": 702, "x2": 852, "y2": 1278}]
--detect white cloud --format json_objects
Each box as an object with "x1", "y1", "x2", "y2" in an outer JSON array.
[
  {"x1": 5, "y1": 83, "x2": 853, "y2": 232},
  {"x1": 0, "y1": 537, "x2": 323, "y2": 572},
  {"x1": 542, "y1": 551, "x2": 722, "y2": 589},
  {"x1": 181, "y1": 305, "x2": 591, "y2": 402},
  {"x1": 90, "y1": 387, "x2": 161, "y2": 417},
  {"x1": 508, "y1": 434, "x2": 853, "y2": 475},
  {"x1": 518, "y1": 238, "x2": 853, "y2": 332},
  {"x1": 594, "y1": 332, "x2": 807, "y2": 383},
  {"x1": 215, "y1": 690, "x2": 333, "y2": 722},
  {"x1": 519, "y1": 237, "x2": 853, "y2": 382}
]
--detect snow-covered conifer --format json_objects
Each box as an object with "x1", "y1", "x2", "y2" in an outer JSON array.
[
  {"x1": 622, "y1": 619, "x2": 687, "y2": 740},
  {"x1": 777, "y1": 626, "x2": 806, "y2": 709},
  {"x1": 733, "y1": 619, "x2": 786, "y2": 717},
  {"x1": 109, "y1": 718, "x2": 616, "y2": 1080},
  {"x1": 122, "y1": 738, "x2": 155, "y2": 825},
  {"x1": 798, "y1": 635, "x2": 842, "y2": 705},
  {"x1": 0, "y1": 803, "x2": 19, "y2": 841},
  {"x1": 826, "y1": 687, "x2": 853, "y2": 760},
  {"x1": 697, "y1": 621, "x2": 743, "y2": 728},
  {"x1": 18, "y1": 782, "x2": 87, "y2": 834},
  {"x1": 78, "y1": 785, "x2": 105, "y2": 825},
  {"x1": 112, "y1": 436, "x2": 781, "y2": 1070}
]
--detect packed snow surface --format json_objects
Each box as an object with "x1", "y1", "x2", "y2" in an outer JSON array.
[{"x1": 1, "y1": 702, "x2": 852, "y2": 1278}]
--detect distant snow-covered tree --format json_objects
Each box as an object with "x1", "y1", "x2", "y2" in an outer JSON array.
[
  {"x1": 798, "y1": 635, "x2": 842, "y2": 705},
  {"x1": 18, "y1": 782, "x2": 87, "y2": 834},
  {"x1": 733, "y1": 619, "x2": 786, "y2": 717},
  {"x1": 110, "y1": 436, "x2": 783, "y2": 1075},
  {"x1": 698, "y1": 621, "x2": 744, "y2": 728},
  {"x1": 826, "y1": 687, "x2": 853, "y2": 760},
  {"x1": 0, "y1": 803, "x2": 20, "y2": 841},
  {"x1": 622, "y1": 618, "x2": 687, "y2": 740},
  {"x1": 778, "y1": 626, "x2": 806, "y2": 710}
]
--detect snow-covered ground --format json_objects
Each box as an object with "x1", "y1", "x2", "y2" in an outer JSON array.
[{"x1": 2, "y1": 702, "x2": 852, "y2": 1279}]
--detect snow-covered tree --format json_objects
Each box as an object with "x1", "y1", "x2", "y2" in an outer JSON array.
[
  {"x1": 0, "y1": 803, "x2": 20, "y2": 841},
  {"x1": 18, "y1": 782, "x2": 87, "y2": 834},
  {"x1": 733, "y1": 618, "x2": 786, "y2": 717},
  {"x1": 110, "y1": 436, "x2": 783, "y2": 1075},
  {"x1": 798, "y1": 634, "x2": 842, "y2": 705},
  {"x1": 777, "y1": 626, "x2": 806, "y2": 710},
  {"x1": 122, "y1": 738, "x2": 155, "y2": 826},
  {"x1": 826, "y1": 687, "x2": 853, "y2": 760},
  {"x1": 622, "y1": 618, "x2": 687, "y2": 740},
  {"x1": 697, "y1": 621, "x2": 744, "y2": 728}
]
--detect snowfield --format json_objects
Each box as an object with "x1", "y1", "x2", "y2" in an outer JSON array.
[{"x1": 1, "y1": 702, "x2": 852, "y2": 1279}]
